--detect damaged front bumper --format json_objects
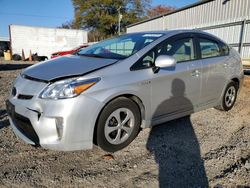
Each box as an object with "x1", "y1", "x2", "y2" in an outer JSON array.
[{"x1": 6, "y1": 75, "x2": 102, "y2": 151}]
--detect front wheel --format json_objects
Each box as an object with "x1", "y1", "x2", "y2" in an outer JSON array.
[
  {"x1": 216, "y1": 81, "x2": 238, "y2": 111},
  {"x1": 96, "y1": 97, "x2": 141, "y2": 152}
]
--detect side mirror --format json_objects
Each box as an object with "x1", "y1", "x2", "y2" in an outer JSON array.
[{"x1": 153, "y1": 55, "x2": 176, "y2": 73}]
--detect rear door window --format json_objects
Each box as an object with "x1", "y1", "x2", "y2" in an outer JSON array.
[{"x1": 199, "y1": 38, "x2": 221, "y2": 58}]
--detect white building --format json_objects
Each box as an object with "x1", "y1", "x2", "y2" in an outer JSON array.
[{"x1": 10, "y1": 25, "x2": 88, "y2": 58}]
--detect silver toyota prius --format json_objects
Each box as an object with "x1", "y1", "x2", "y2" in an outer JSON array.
[{"x1": 6, "y1": 30, "x2": 243, "y2": 152}]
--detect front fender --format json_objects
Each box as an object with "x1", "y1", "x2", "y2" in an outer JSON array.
[{"x1": 85, "y1": 85, "x2": 152, "y2": 128}]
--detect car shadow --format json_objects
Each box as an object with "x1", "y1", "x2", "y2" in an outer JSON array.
[
  {"x1": 146, "y1": 79, "x2": 208, "y2": 187},
  {"x1": 0, "y1": 64, "x2": 32, "y2": 71},
  {"x1": 0, "y1": 109, "x2": 10, "y2": 129}
]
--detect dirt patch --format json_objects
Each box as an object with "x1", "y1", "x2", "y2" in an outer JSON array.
[{"x1": 0, "y1": 59, "x2": 249, "y2": 187}]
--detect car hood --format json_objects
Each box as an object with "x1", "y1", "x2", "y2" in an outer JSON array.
[{"x1": 22, "y1": 55, "x2": 118, "y2": 82}]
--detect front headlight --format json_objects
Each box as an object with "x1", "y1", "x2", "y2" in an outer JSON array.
[{"x1": 39, "y1": 77, "x2": 100, "y2": 99}]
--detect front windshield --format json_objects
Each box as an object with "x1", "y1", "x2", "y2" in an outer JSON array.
[{"x1": 77, "y1": 33, "x2": 164, "y2": 60}]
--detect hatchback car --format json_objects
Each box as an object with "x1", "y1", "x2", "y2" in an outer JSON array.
[{"x1": 6, "y1": 30, "x2": 243, "y2": 152}]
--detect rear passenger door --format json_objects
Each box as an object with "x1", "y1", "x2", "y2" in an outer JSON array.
[{"x1": 197, "y1": 34, "x2": 230, "y2": 106}]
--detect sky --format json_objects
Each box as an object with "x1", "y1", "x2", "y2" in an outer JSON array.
[{"x1": 0, "y1": 0, "x2": 198, "y2": 38}]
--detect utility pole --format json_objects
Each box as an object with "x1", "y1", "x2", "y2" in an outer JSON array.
[{"x1": 118, "y1": 6, "x2": 122, "y2": 35}]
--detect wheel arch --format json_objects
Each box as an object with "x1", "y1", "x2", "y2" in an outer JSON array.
[
  {"x1": 231, "y1": 77, "x2": 240, "y2": 88},
  {"x1": 93, "y1": 94, "x2": 145, "y2": 145},
  {"x1": 216, "y1": 77, "x2": 240, "y2": 111}
]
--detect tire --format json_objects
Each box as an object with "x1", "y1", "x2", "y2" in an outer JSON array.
[
  {"x1": 96, "y1": 97, "x2": 141, "y2": 152},
  {"x1": 216, "y1": 81, "x2": 238, "y2": 111}
]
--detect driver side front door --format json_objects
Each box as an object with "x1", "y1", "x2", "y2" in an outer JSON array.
[{"x1": 150, "y1": 34, "x2": 202, "y2": 125}]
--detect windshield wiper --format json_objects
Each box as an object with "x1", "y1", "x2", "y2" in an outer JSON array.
[{"x1": 76, "y1": 53, "x2": 104, "y2": 58}]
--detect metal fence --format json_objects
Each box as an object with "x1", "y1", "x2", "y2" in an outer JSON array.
[
  {"x1": 196, "y1": 20, "x2": 250, "y2": 58},
  {"x1": 127, "y1": 0, "x2": 250, "y2": 58}
]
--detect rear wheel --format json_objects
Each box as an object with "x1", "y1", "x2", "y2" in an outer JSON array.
[
  {"x1": 216, "y1": 81, "x2": 238, "y2": 111},
  {"x1": 96, "y1": 97, "x2": 141, "y2": 152}
]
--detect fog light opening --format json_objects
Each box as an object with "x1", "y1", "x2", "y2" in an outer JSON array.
[{"x1": 55, "y1": 117, "x2": 64, "y2": 140}]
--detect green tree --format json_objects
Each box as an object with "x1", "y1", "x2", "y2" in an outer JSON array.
[{"x1": 71, "y1": 0, "x2": 150, "y2": 40}]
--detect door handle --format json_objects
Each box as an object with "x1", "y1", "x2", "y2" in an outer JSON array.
[
  {"x1": 191, "y1": 70, "x2": 200, "y2": 77},
  {"x1": 223, "y1": 63, "x2": 228, "y2": 68}
]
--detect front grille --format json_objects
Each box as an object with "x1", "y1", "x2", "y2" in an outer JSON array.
[
  {"x1": 12, "y1": 112, "x2": 40, "y2": 145},
  {"x1": 17, "y1": 94, "x2": 33, "y2": 100}
]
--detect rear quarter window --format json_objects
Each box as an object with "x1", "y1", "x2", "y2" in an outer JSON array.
[{"x1": 221, "y1": 43, "x2": 229, "y2": 56}]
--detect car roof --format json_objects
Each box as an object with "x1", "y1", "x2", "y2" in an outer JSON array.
[
  {"x1": 127, "y1": 29, "x2": 225, "y2": 44},
  {"x1": 127, "y1": 29, "x2": 207, "y2": 35}
]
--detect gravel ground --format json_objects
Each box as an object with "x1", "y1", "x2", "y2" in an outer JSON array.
[{"x1": 0, "y1": 59, "x2": 249, "y2": 187}]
